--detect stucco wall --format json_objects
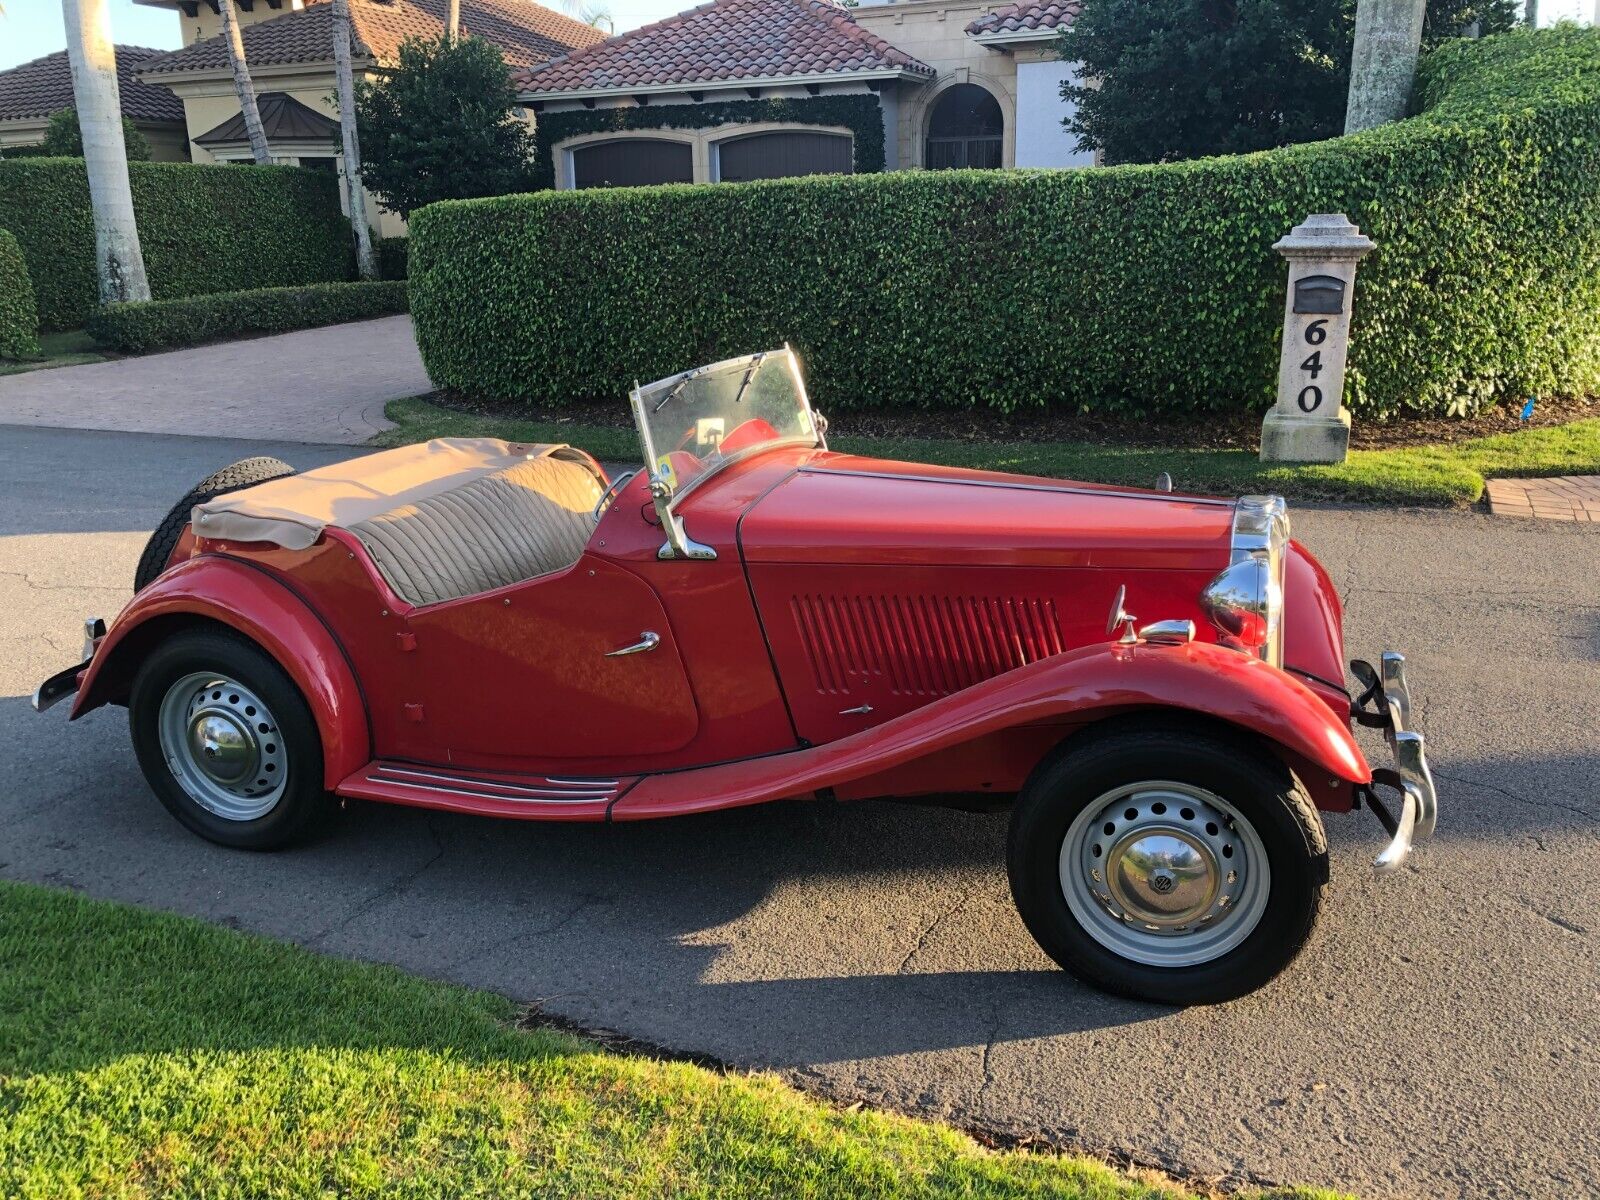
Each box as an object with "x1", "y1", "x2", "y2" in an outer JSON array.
[
  {"x1": 1014, "y1": 52, "x2": 1092, "y2": 168},
  {"x1": 170, "y1": 0, "x2": 308, "y2": 47},
  {"x1": 853, "y1": 0, "x2": 1018, "y2": 168}
]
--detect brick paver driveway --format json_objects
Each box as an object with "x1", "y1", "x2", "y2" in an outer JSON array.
[{"x1": 0, "y1": 316, "x2": 424, "y2": 444}]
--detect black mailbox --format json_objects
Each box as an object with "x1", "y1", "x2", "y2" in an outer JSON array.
[{"x1": 1293, "y1": 274, "x2": 1345, "y2": 315}]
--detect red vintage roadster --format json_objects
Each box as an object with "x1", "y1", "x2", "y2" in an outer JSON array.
[{"x1": 34, "y1": 349, "x2": 1434, "y2": 1004}]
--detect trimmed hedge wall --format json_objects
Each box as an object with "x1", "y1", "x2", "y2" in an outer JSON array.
[
  {"x1": 0, "y1": 159, "x2": 353, "y2": 330},
  {"x1": 86, "y1": 281, "x2": 408, "y2": 354},
  {"x1": 530, "y1": 95, "x2": 886, "y2": 190},
  {"x1": 0, "y1": 228, "x2": 41, "y2": 359},
  {"x1": 412, "y1": 28, "x2": 1600, "y2": 420}
]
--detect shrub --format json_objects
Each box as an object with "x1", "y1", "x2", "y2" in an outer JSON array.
[
  {"x1": 409, "y1": 28, "x2": 1600, "y2": 421},
  {"x1": 0, "y1": 228, "x2": 41, "y2": 359},
  {"x1": 0, "y1": 159, "x2": 353, "y2": 330},
  {"x1": 355, "y1": 35, "x2": 534, "y2": 218},
  {"x1": 86, "y1": 281, "x2": 408, "y2": 354},
  {"x1": 1059, "y1": 0, "x2": 1518, "y2": 165},
  {"x1": 41, "y1": 108, "x2": 152, "y2": 161},
  {"x1": 377, "y1": 235, "x2": 409, "y2": 280}
]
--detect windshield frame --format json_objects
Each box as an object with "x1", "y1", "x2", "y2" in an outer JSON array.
[{"x1": 628, "y1": 347, "x2": 822, "y2": 512}]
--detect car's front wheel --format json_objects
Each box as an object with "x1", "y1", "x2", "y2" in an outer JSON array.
[
  {"x1": 1008, "y1": 721, "x2": 1325, "y2": 1005},
  {"x1": 129, "y1": 627, "x2": 333, "y2": 850}
]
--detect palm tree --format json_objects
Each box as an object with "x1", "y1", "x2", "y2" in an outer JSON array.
[
  {"x1": 447, "y1": 0, "x2": 460, "y2": 40},
  {"x1": 331, "y1": 0, "x2": 378, "y2": 279},
  {"x1": 61, "y1": 0, "x2": 151, "y2": 303},
  {"x1": 218, "y1": 0, "x2": 272, "y2": 163},
  {"x1": 560, "y1": 0, "x2": 613, "y2": 32},
  {"x1": 1344, "y1": 0, "x2": 1428, "y2": 133}
]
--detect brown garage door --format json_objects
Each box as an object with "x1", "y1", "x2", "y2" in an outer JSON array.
[
  {"x1": 571, "y1": 139, "x2": 694, "y2": 189},
  {"x1": 717, "y1": 131, "x2": 853, "y2": 183}
]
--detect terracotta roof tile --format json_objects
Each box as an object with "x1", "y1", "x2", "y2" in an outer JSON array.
[
  {"x1": 516, "y1": 0, "x2": 932, "y2": 96},
  {"x1": 964, "y1": 0, "x2": 1081, "y2": 37},
  {"x1": 0, "y1": 45, "x2": 185, "y2": 123},
  {"x1": 141, "y1": 0, "x2": 607, "y2": 77}
]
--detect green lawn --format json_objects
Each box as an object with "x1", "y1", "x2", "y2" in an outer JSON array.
[
  {"x1": 0, "y1": 880, "x2": 1343, "y2": 1199},
  {"x1": 380, "y1": 396, "x2": 1600, "y2": 507},
  {"x1": 0, "y1": 329, "x2": 111, "y2": 376}
]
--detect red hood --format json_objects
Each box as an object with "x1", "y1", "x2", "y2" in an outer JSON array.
[{"x1": 739, "y1": 453, "x2": 1236, "y2": 572}]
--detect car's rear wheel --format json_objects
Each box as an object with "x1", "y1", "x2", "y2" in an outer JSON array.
[
  {"x1": 134, "y1": 457, "x2": 296, "y2": 592},
  {"x1": 1008, "y1": 721, "x2": 1324, "y2": 1005},
  {"x1": 129, "y1": 627, "x2": 332, "y2": 850}
]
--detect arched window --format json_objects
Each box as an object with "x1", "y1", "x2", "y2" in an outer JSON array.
[
  {"x1": 924, "y1": 84, "x2": 1003, "y2": 170},
  {"x1": 570, "y1": 138, "x2": 693, "y2": 189},
  {"x1": 716, "y1": 130, "x2": 853, "y2": 183}
]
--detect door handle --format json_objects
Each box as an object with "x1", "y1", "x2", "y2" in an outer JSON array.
[{"x1": 605, "y1": 631, "x2": 660, "y2": 657}]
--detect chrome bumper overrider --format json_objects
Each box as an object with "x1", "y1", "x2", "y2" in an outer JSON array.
[
  {"x1": 31, "y1": 617, "x2": 105, "y2": 714},
  {"x1": 1351, "y1": 652, "x2": 1438, "y2": 873}
]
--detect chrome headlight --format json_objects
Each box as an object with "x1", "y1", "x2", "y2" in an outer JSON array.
[{"x1": 1201, "y1": 495, "x2": 1289, "y2": 667}]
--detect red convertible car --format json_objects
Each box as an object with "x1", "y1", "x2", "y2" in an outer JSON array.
[{"x1": 34, "y1": 348, "x2": 1434, "y2": 1004}]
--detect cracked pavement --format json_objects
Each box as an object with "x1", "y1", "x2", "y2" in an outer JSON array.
[{"x1": 3, "y1": 424, "x2": 1597, "y2": 1199}]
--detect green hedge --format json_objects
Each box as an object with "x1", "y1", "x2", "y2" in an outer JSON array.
[
  {"x1": 86, "y1": 280, "x2": 408, "y2": 354},
  {"x1": 0, "y1": 227, "x2": 41, "y2": 359},
  {"x1": 378, "y1": 235, "x2": 409, "y2": 280},
  {"x1": 530, "y1": 95, "x2": 887, "y2": 189},
  {"x1": 411, "y1": 28, "x2": 1600, "y2": 420},
  {"x1": 0, "y1": 159, "x2": 354, "y2": 330}
]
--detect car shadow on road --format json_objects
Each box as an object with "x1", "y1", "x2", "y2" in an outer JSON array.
[{"x1": 6, "y1": 689, "x2": 1598, "y2": 1073}]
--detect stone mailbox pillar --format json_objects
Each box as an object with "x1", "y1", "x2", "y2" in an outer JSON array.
[{"x1": 1260, "y1": 213, "x2": 1375, "y2": 464}]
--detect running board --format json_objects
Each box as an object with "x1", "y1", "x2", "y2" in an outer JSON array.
[{"x1": 336, "y1": 761, "x2": 633, "y2": 821}]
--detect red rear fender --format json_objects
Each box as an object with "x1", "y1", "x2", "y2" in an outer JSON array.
[
  {"x1": 73, "y1": 555, "x2": 369, "y2": 789},
  {"x1": 612, "y1": 640, "x2": 1370, "y2": 820}
]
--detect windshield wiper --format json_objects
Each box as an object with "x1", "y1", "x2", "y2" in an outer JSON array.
[{"x1": 730, "y1": 352, "x2": 767, "y2": 410}]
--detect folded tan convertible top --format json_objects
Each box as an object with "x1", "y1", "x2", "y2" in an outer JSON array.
[{"x1": 191, "y1": 438, "x2": 593, "y2": 551}]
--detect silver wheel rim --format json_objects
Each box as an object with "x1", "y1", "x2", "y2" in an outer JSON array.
[
  {"x1": 156, "y1": 671, "x2": 287, "y2": 822},
  {"x1": 1059, "y1": 781, "x2": 1271, "y2": 968}
]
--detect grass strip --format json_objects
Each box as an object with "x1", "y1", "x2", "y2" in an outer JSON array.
[
  {"x1": 0, "y1": 329, "x2": 111, "y2": 376},
  {"x1": 0, "y1": 880, "x2": 1343, "y2": 1199},
  {"x1": 380, "y1": 397, "x2": 1600, "y2": 506}
]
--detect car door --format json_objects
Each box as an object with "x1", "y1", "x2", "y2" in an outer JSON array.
[{"x1": 395, "y1": 553, "x2": 699, "y2": 769}]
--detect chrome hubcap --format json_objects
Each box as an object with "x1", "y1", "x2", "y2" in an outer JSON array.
[
  {"x1": 157, "y1": 672, "x2": 286, "y2": 821},
  {"x1": 1059, "y1": 781, "x2": 1270, "y2": 968}
]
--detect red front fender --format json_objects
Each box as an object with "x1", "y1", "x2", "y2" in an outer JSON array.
[
  {"x1": 73, "y1": 555, "x2": 370, "y2": 789},
  {"x1": 612, "y1": 639, "x2": 1369, "y2": 820}
]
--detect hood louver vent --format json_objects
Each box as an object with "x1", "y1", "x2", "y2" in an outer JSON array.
[{"x1": 790, "y1": 593, "x2": 1065, "y2": 697}]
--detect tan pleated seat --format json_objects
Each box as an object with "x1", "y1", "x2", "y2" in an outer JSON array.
[{"x1": 347, "y1": 453, "x2": 605, "y2": 607}]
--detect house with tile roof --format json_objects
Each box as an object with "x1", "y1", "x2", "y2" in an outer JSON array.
[
  {"x1": 134, "y1": 0, "x2": 606, "y2": 231},
  {"x1": 0, "y1": 46, "x2": 189, "y2": 161},
  {"x1": 516, "y1": 0, "x2": 1091, "y2": 190}
]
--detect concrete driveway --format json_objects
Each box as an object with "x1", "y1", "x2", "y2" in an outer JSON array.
[
  {"x1": 2, "y1": 424, "x2": 1596, "y2": 1200},
  {"x1": 0, "y1": 316, "x2": 423, "y2": 444}
]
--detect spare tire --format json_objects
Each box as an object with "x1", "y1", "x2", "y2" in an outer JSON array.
[{"x1": 133, "y1": 457, "x2": 297, "y2": 592}]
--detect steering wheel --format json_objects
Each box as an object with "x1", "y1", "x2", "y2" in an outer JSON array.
[{"x1": 591, "y1": 469, "x2": 639, "y2": 523}]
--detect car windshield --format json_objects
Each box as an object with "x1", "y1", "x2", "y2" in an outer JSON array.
[{"x1": 630, "y1": 349, "x2": 820, "y2": 498}]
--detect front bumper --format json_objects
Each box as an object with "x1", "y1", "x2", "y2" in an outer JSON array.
[{"x1": 1351, "y1": 652, "x2": 1437, "y2": 872}]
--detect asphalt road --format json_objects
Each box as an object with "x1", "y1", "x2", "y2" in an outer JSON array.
[{"x1": 3, "y1": 424, "x2": 1596, "y2": 1199}]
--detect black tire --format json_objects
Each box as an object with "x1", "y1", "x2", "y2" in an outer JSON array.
[
  {"x1": 134, "y1": 457, "x2": 296, "y2": 592},
  {"x1": 129, "y1": 627, "x2": 333, "y2": 850},
  {"x1": 1008, "y1": 720, "x2": 1325, "y2": 1005}
]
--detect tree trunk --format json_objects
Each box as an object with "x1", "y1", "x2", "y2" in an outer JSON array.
[
  {"x1": 1524, "y1": 0, "x2": 1539, "y2": 27},
  {"x1": 446, "y1": 0, "x2": 460, "y2": 40},
  {"x1": 61, "y1": 0, "x2": 151, "y2": 304},
  {"x1": 1344, "y1": 0, "x2": 1429, "y2": 133},
  {"x1": 219, "y1": 0, "x2": 271, "y2": 164},
  {"x1": 331, "y1": 0, "x2": 378, "y2": 280}
]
